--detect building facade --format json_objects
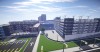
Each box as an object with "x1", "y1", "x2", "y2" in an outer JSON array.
[
  {"x1": 54, "y1": 17, "x2": 100, "y2": 41},
  {"x1": 0, "y1": 24, "x2": 11, "y2": 39},
  {"x1": 9, "y1": 20, "x2": 38, "y2": 34},
  {"x1": 38, "y1": 14, "x2": 46, "y2": 23}
]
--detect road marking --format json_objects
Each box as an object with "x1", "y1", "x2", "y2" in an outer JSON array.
[
  {"x1": 15, "y1": 48, "x2": 18, "y2": 51},
  {"x1": 2, "y1": 43, "x2": 5, "y2": 45},
  {"x1": 7, "y1": 49, "x2": 10, "y2": 52},
  {"x1": 3, "y1": 50, "x2": 6, "y2": 52},
  {"x1": 16, "y1": 41, "x2": 18, "y2": 44},
  {"x1": 30, "y1": 42, "x2": 34, "y2": 46},
  {"x1": 11, "y1": 49, "x2": 14, "y2": 52},
  {"x1": 0, "y1": 50, "x2": 2, "y2": 52},
  {"x1": 20, "y1": 41, "x2": 23, "y2": 43},
  {"x1": 21, "y1": 38, "x2": 32, "y2": 52},
  {"x1": 5, "y1": 42, "x2": 8, "y2": 45}
]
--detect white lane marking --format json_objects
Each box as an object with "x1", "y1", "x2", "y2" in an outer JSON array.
[{"x1": 30, "y1": 42, "x2": 34, "y2": 46}]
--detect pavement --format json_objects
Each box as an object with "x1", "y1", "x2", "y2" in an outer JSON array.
[
  {"x1": 84, "y1": 47, "x2": 100, "y2": 52},
  {"x1": 0, "y1": 33, "x2": 38, "y2": 52},
  {"x1": 43, "y1": 30, "x2": 100, "y2": 52},
  {"x1": 24, "y1": 37, "x2": 37, "y2": 52},
  {"x1": 45, "y1": 30, "x2": 64, "y2": 41},
  {"x1": 32, "y1": 31, "x2": 41, "y2": 52},
  {"x1": 0, "y1": 38, "x2": 27, "y2": 52}
]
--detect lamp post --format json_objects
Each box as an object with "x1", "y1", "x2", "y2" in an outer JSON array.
[
  {"x1": 93, "y1": 38, "x2": 100, "y2": 47},
  {"x1": 63, "y1": 42, "x2": 64, "y2": 52},
  {"x1": 62, "y1": 41, "x2": 68, "y2": 52},
  {"x1": 63, "y1": 41, "x2": 65, "y2": 52},
  {"x1": 79, "y1": 40, "x2": 82, "y2": 50},
  {"x1": 79, "y1": 40, "x2": 88, "y2": 50},
  {"x1": 93, "y1": 38, "x2": 97, "y2": 47},
  {"x1": 57, "y1": 34, "x2": 58, "y2": 41}
]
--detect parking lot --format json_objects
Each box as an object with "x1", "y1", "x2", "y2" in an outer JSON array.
[
  {"x1": 0, "y1": 38, "x2": 28, "y2": 52},
  {"x1": 0, "y1": 36, "x2": 37, "y2": 52}
]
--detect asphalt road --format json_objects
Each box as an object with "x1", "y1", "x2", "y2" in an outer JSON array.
[
  {"x1": 0, "y1": 36, "x2": 37, "y2": 52},
  {"x1": 0, "y1": 39, "x2": 26, "y2": 52},
  {"x1": 24, "y1": 37, "x2": 37, "y2": 52},
  {"x1": 89, "y1": 49, "x2": 100, "y2": 52}
]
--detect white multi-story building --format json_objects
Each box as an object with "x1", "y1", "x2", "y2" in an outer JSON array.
[{"x1": 54, "y1": 17, "x2": 100, "y2": 41}]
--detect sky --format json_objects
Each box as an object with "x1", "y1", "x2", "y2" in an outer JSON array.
[{"x1": 0, "y1": 0, "x2": 100, "y2": 24}]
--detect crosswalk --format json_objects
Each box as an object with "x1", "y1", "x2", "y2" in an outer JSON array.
[
  {"x1": 0, "y1": 40, "x2": 26, "y2": 46},
  {"x1": 0, "y1": 40, "x2": 26, "y2": 52},
  {"x1": 0, "y1": 38, "x2": 31, "y2": 52},
  {"x1": 0, "y1": 48, "x2": 20, "y2": 52}
]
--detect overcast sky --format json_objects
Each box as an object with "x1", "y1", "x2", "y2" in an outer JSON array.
[{"x1": 0, "y1": 0, "x2": 100, "y2": 24}]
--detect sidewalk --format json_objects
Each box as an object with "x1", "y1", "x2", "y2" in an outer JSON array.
[
  {"x1": 45, "y1": 30, "x2": 64, "y2": 41},
  {"x1": 45, "y1": 30, "x2": 100, "y2": 52},
  {"x1": 32, "y1": 31, "x2": 41, "y2": 52},
  {"x1": 32, "y1": 30, "x2": 100, "y2": 52}
]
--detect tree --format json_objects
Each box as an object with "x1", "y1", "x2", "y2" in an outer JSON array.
[{"x1": 41, "y1": 28, "x2": 45, "y2": 34}]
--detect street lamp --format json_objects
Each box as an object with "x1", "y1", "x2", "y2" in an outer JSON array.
[
  {"x1": 93, "y1": 38, "x2": 100, "y2": 47},
  {"x1": 63, "y1": 41, "x2": 65, "y2": 52},
  {"x1": 57, "y1": 34, "x2": 58, "y2": 41},
  {"x1": 62, "y1": 41, "x2": 68, "y2": 52},
  {"x1": 79, "y1": 40, "x2": 88, "y2": 50}
]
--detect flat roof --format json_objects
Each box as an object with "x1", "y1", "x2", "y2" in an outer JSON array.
[
  {"x1": 33, "y1": 23, "x2": 40, "y2": 27},
  {"x1": 0, "y1": 24, "x2": 9, "y2": 27}
]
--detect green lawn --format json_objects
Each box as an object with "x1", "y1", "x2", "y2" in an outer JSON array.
[
  {"x1": 67, "y1": 41, "x2": 78, "y2": 48},
  {"x1": 37, "y1": 35, "x2": 78, "y2": 52},
  {"x1": 37, "y1": 35, "x2": 65, "y2": 52}
]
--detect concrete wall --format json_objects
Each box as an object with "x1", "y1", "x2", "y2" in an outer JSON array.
[{"x1": 65, "y1": 32, "x2": 100, "y2": 41}]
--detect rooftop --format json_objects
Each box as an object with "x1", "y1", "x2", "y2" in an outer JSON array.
[
  {"x1": 33, "y1": 23, "x2": 40, "y2": 27},
  {"x1": 0, "y1": 24, "x2": 9, "y2": 27}
]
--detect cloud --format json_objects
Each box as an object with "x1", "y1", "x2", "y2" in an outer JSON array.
[
  {"x1": 14, "y1": 0, "x2": 77, "y2": 6},
  {"x1": 33, "y1": 6, "x2": 62, "y2": 12},
  {"x1": 31, "y1": 0, "x2": 77, "y2": 2},
  {"x1": 14, "y1": 1, "x2": 38, "y2": 6},
  {"x1": 64, "y1": 6, "x2": 88, "y2": 9},
  {"x1": 13, "y1": 8, "x2": 28, "y2": 11},
  {"x1": 75, "y1": 6, "x2": 88, "y2": 8},
  {"x1": 3, "y1": 0, "x2": 77, "y2": 12},
  {"x1": 0, "y1": 5, "x2": 27, "y2": 9},
  {"x1": 87, "y1": 8, "x2": 100, "y2": 15},
  {"x1": 0, "y1": 6, "x2": 29, "y2": 12},
  {"x1": 89, "y1": 9, "x2": 98, "y2": 12},
  {"x1": 1, "y1": 5, "x2": 62, "y2": 12},
  {"x1": 1, "y1": 5, "x2": 88, "y2": 13}
]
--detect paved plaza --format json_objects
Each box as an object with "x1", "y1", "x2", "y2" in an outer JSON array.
[{"x1": 45, "y1": 30, "x2": 64, "y2": 41}]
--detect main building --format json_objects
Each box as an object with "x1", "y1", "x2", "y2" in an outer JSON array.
[{"x1": 54, "y1": 17, "x2": 100, "y2": 41}]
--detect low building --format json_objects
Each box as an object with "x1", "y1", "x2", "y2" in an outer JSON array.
[
  {"x1": 9, "y1": 20, "x2": 38, "y2": 34},
  {"x1": 11, "y1": 23, "x2": 40, "y2": 37},
  {"x1": 40, "y1": 23, "x2": 54, "y2": 30},
  {"x1": 29, "y1": 23, "x2": 40, "y2": 33},
  {"x1": 0, "y1": 24, "x2": 11, "y2": 39}
]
